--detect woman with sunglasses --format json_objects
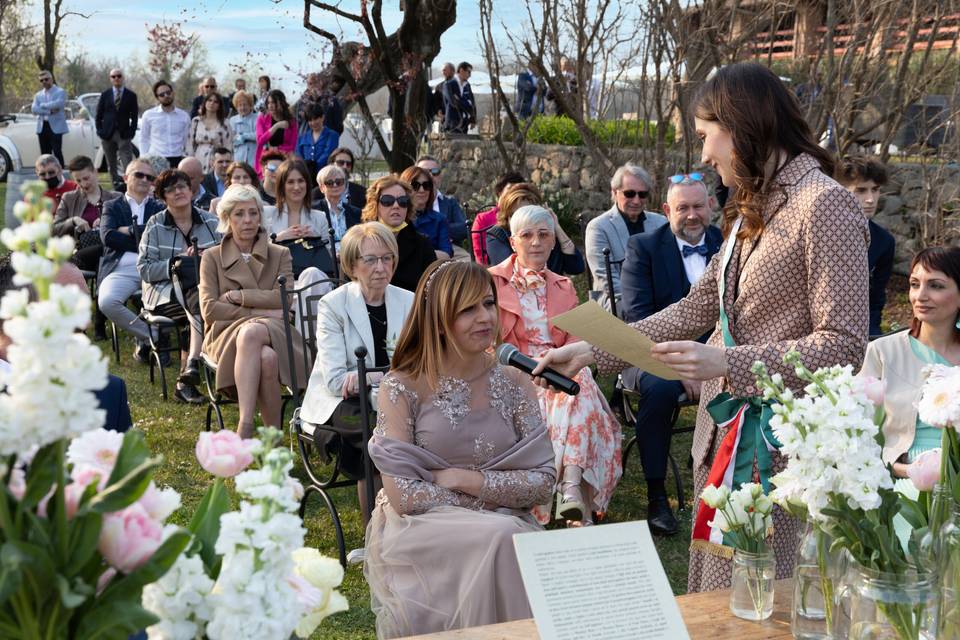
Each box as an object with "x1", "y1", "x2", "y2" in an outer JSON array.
[
  {"x1": 360, "y1": 176, "x2": 436, "y2": 292},
  {"x1": 314, "y1": 164, "x2": 360, "y2": 251},
  {"x1": 401, "y1": 165, "x2": 451, "y2": 259},
  {"x1": 187, "y1": 91, "x2": 232, "y2": 173},
  {"x1": 534, "y1": 62, "x2": 869, "y2": 593}
]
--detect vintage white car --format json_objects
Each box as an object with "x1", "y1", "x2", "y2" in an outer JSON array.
[{"x1": 0, "y1": 93, "x2": 140, "y2": 181}]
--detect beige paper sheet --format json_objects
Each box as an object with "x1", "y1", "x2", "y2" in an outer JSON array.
[{"x1": 551, "y1": 300, "x2": 682, "y2": 380}]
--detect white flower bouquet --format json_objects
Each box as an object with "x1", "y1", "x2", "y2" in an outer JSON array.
[
  {"x1": 700, "y1": 482, "x2": 774, "y2": 554},
  {"x1": 0, "y1": 182, "x2": 191, "y2": 637}
]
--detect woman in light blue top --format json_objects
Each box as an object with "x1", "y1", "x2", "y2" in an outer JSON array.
[
  {"x1": 860, "y1": 246, "x2": 960, "y2": 476},
  {"x1": 228, "y1": 90, "x2": 258, "y2": 165}
]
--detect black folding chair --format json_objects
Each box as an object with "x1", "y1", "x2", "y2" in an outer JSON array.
[
  {"x1": 602, "y1": 247, "x2": 625, "y2": 318},
  {"x1": 576, "y1": 212, "x2": 594, "y2": 289}
]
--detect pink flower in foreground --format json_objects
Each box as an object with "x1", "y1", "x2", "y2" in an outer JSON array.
[
  {"x1": 64, "y1": 466, "x2": 107, "y2": 519},
  {"x1": 907, "y1": 449, "x2": 942, "y2": 492},
  {"x1": 98, "y1": 503, "x2": 163, "y2": 573},
  {"x1": 195, "y1": 430, "x2": 256, "y2": 478},
  {"x1": 855, "y1": 375, "x2": 886, "y2": 407}
]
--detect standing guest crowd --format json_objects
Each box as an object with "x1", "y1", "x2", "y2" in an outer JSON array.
[{"x1": 23, "y1": 59, "x2": 926, "y2": 640}]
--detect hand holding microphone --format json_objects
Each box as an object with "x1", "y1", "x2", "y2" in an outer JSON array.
[{"x1": 495, "y1": 343, "x2": 580, "y2": 396}]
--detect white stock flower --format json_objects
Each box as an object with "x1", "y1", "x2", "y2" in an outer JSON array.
[
  {"x1": 10, "y1": 252, "x2": 56, "y2": 286},
  {"x1": 142, "y1": 553, "x2": 214, "y2": 640},
  {"x1": 45, "y1": 235, "x2": 74, "y2": 261}
]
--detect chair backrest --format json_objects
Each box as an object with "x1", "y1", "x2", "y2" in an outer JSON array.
[
  {"x1": 356, "y1": 345, "x2": 390, "y2": 522},
  {"x1": 602, "y1": 247, "x2": 625, "y2": 317},
  {"x1": 278, "y1": 274, "x2": 343, "y2": 405},
  {"x1": 576, "y1": 212, "x2": 594, "y2": 288}
]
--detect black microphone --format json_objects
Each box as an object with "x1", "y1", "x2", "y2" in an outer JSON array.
[{"x1": 495, "y1": 343, "x2": 580, "y2": 396}]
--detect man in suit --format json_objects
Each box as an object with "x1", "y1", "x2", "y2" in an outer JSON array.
[
  {"x1": 835, "y1": 156, "x2": 895, "y2": 336},
  {"x1": 428, "y1": 63, "x2": 454, "y2": 124},
  {"x1": 178, "y1": 156, "x2": 215, "y2": 211},
  {"x1": 31, "y1": 70, "x2": 69, "y2": 166},
  {"x1": 96, "y1": 69, "x2": 139, "y2": 191},
  {"x1": 585, "y1": 163, "x2": 667, "y2": 312},
  {"x1": 442, "y1": 62, "x2": 475, "y2": 134},
  {"x1": 416, "y1": 155, "x2": 469, "y2": 259},
  {"x1": 98, "y1": 159, "x2": 165, "y2": 362},
  {"x1": 619, "y1": 174, "x2": 722, "y2": 536},
  {"x1": 201, "y1": 147, "x2": 233, "y2": 198}
]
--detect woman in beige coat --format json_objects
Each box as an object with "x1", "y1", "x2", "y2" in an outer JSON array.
[{"x1": 199, "y1": 183, "x2": 310, "y2": 437}]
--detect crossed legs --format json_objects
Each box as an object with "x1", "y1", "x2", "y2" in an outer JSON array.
[{"x1": 234, "y1": 322, "x2": 281, "y2": 438}]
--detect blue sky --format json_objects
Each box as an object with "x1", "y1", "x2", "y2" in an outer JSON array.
[{"x1": 43, "y1": 0, "x2": 525, "y2": 94}]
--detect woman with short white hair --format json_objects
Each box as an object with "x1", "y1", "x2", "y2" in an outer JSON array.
[
  {"x1": 489, "y1": 204, "x2": 622, "y2": 527},
  {"x1": 313, "y1": 164, "x2": 361, "y2": 250},
  {"x1": 300, "y1": 221, "x2": 415, "y2": 518},
  {"x1": 199, "y1": 183, "x2": 310, "y2": 437}
]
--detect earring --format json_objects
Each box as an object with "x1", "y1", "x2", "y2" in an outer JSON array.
[{"x1": 955, "y1": 314, "x2": 960, "y2": 330}]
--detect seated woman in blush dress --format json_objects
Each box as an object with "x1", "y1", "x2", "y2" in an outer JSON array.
[
  {"x1": 489, "y1": 205, "x2": 622, "y2": 527},
  {"x1": 365, "y1": 260, "x2": 555, "y2": 639}
]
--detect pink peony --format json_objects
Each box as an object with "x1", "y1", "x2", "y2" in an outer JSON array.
[
  {"x1": 98, "y1": 503, "x2": 163, "y2": 573},
  {"x1": 195, "y1": 431, "x2": 256, "y2": 478},
  {"x1": 907, "y1": 448, "x2": 942, "y2": 492},
  {"x1": 855, "y1": 375, "x2": 886, "y2": 407}
]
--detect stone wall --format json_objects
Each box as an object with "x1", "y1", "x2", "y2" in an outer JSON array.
[{"x1": 430, "y1": 136, "x2": 960, "y2": 275}]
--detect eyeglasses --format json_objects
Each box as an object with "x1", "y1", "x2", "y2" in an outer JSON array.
[
  {"x1": 515, "y1": 229, "x2": 554, "y2": 243},
  {"x1": 357, "y1": 254, "x2": 396, "y2": 267},
  {"x1": 168, "y1": 182, "x2": 191, "y2": 192},
  {"x1": 410, "y1": 180, "x2": 432, "y2": 191},
  {"x1": 132, "y1": 171, "x2": 156, "y2": 182},
  {"x1": 426, "y1": 167, "x2": 441, "y2": 176},
  {"x1": 323, "y1": 179, "x2": 345, "y2": 187},
  {"x1": 110, "y1": 74, "x2": 123, "y2": 79},
  {"x1": 334, "y1": 159, "x2": 353, "y2": 169},
  {"x1": 378, "y1": 195, "x2": 410, "y2": 208},
  {"x1": 619, "y1": 189, "x2": 649, "y2": 200},
  {"x1": 669, "y1": 172, "x2": 704, "y2": 184},
  {"x1": 156, "y1": 90, "x2": 172, "y2": 98}
]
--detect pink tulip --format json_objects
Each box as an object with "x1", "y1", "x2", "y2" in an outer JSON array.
[
  {"x1": 64, "y1": 467, "x2": 106, "y2": 519},
  {"x1": 907, "y1": 449, "x2": 942, "y2": 492},
  {"x1": 856, "y1": 376, "x2": 886, "y2": 406},
  {"x1": 96, "y1": 568, "x2": 117, "y2": 595},
  {"x1": 195, "y1": 431, "x2": 256, "y2": 478},
  {"x1": 98, "y1": 503, "x2": 163, "y2": 573}
]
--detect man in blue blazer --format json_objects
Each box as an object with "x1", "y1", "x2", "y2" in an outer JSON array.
[
  {"x1": 98, "y1": 159, "x2": 165, "y2": 362},
  {"x1": 442, "y1": 62, "x2": 475, "y2": 134},
  {"x1": 619, "y1": 175, "x2": 722, "y2": 536},
  {"x1": 585, "y1": 163, "x2": 667, "y2": 313},
  {"x1": 31, "y1": 71, "x2": 69, "y2": 166},
  {"x1": 96, "y1": 68, "x2": 140, "y2": 190},
  {"x1": 417, "y1": 155, "x2": 468, "y2": 256}
]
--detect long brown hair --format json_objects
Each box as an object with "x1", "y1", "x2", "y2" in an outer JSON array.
[
  {"x1": 360, "y1": 175, "x2": 415, "y2": 224},
  {"x1": 391, "y1": 261, "x2": 500, "y2": 389},
  {"x1": 693, "y1": 62, "x2": 835, "y2": 240},
  {"x1": 399, "y1": 166, "x2": 435, "y2": 216},
  {"x1": 274, "y1": 158, "x2": 310, "y2": 214},
  {"x1": 908, "y1": 246, "x2": 960, "y2": 341}
]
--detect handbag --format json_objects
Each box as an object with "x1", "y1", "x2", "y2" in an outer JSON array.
[
  {"x1": 276, "y1": 236, "x2": 335, "y2": 278},
  {"x1": 171, "y1": 255, "x2": 201, "y2": 293},
  {"x1": 75, "y1": 229, "x2": 102, "y2": 251}
]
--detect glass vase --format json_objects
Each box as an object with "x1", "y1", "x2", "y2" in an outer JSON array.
[
  {"x1": 792, "y1": 521, "x2": 845, "y2": 639},
  {"x1": 730, "y1": 549, "x2": 776, "y2": 621},
  {"x1": 938, "y1": 504, "x2": 960, "y2": 640},
  {"x1": 848, "y1": 562, "x2": 938, "y2": 640}
]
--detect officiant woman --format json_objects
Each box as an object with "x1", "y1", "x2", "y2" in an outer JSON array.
[{"x1": 534, "y1": 61, "x2": 869, "y2": 592}]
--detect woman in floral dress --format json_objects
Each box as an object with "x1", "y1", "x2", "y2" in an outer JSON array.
[
  {"x1": 489, "y1": 205, "x2": 622, "y2": 526},
  {"x1": 187, "y1": 91, "x2": 232, "y2": 173}
]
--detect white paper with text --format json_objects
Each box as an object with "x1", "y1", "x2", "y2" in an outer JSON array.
[{"x1": 513, "y1": 520, "x2": 690, "y2": 640}]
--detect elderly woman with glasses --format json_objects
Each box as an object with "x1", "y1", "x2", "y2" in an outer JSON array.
[
  {"x1": 401, "y1": 165, "x2": 451, "y2": 260},
  {"x1": 312, "y1": 164, "x2": 361, "y2": 251},
  {"x1": 360, "y1": 175, "x2": 436, "y2": 292},
  {"x1": 486, "y1": 183, "x2": 584, "y2": 277},
  {"x1": 327, "y1": 147, "x2": 367, "y2": 209},
  {"x1": 199, "y1": 184, "x2": 310, "y2": 437},
  {"x1": 489, "y1": 205, "x2": 622, "y2": 527},
  {"x1": 138, "y1": 169, "x2": 223, "y2": 404},
  {"x1": 300, "y1": 222, "x2": 415, "y2": 517}
]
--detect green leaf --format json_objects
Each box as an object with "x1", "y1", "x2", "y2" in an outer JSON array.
[
  {"x1": 104, "y1": 430, "x2": 151, "y2": 488},
  {"x1": 0, "y1": 557, "x2": 22, "y2": 606},
  {"x1": 73, "y1": 599, "x2": 158, "y2": 640},
  {"x1": 187, "y1": 478, "x2": 229, "y2": 577},
  {"x1": 62, "y1": 509, "x2": 102, "y2": 576},
  {"x1": 84, "y1": 457, "x2": 161, "y2": 515},
  {"x1": 55, "y1": 573, "x2": 91, "y2": 608},
  {"x1": 99, "y1": 529, "x2": 191, "y2": 602},
  {"x1": 2, "y1": 540, "x2": 55, "y2": 588},
  {"x1": 20, "y1": 441, "x2": 58, "y2": 510}
]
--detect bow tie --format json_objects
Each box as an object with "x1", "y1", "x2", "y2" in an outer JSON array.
[{"x1": 682, "y1": 244, "x2": 708, "y2": 258}]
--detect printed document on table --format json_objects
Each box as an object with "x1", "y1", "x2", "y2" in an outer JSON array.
[
  {"x1": 550, "y1": 301, "x2": 682, "y2": 380},
  {"x1": 513, "y1": 520, "x2": 691, "y2": 640}
]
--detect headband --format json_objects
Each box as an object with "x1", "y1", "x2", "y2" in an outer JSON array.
[{"x1": 422, "y1": 260, "x2": 455, "y2": 305}]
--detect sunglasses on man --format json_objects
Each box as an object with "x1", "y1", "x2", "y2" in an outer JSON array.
[
  {"x1": 378, "y1": 195, "x2": 410, "y2": 208},
  {"x1": 132, "y1": 171, "x2": 156, "y2": 182},
  {"x1": 620, "y1": 189, "x2": 649, "y2": 200},
  {"x1": 426, "y1": 167, "x2": 441, "y2": 176}
]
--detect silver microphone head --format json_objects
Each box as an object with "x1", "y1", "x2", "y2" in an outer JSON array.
[{"x1": 495, "y1": 343, "x2": 518, "y2": 365}]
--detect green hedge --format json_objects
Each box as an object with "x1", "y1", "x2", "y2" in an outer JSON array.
[{"x1": 525, "y1": 116, "x2": 675, "y2": 148}]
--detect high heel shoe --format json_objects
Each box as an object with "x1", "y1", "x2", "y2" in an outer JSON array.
[{"x1": 556, "y1": 481, "x2": 585, "y2": 522}]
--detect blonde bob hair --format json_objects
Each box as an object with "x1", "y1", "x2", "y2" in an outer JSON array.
[
  {"x1": 496, "y1": 182, "x2": 542, "y2": 228},
  {"x1": 360, "y1": 175, "x2": 415, "y2": 225},
  {"x1": 339, "y1": 222, "x2": 399, "y2": 280},
  {"x1": 231, "y1": 89, "x2": 254, "y2": 110},
  {"x1": 216, "y1": 184, "x2": 265, "y2": 234},
  {"x1": 391, "y1": 261, "x2": 500, "y2": 389}
]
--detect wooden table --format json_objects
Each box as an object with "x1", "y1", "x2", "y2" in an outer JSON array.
[{"x1": 401, "y1": 579, "x2": 793, "y2": 639}]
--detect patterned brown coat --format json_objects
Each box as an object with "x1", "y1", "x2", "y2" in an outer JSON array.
[{"x1": 595, "y1": 153, "x2": 870, "y2": 592}]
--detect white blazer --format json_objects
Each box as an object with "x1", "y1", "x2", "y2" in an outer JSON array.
[
  {"x1": 299, "y1": 282, "x2": 414, "y2": 425},
  {"x1": 262, "y1": 205, "x2": 330, "y2": 240}
]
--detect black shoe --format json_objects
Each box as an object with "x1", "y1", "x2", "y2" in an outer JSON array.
[
  {"x1": 94, "y1": 328, "x2": 108, "y2": 342},
  {"x1": 133, "y1": 342, "x2": 151, "y2": 364},
  {"x1": 647, "y1": 496, "x2": 679, "y2": 537},
  {"x1": 178, "y1": 358, "x2": 201, "y2": 386},
  {"x1": 173, "y1": 383, "x2": 205, "y2": 405}
]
